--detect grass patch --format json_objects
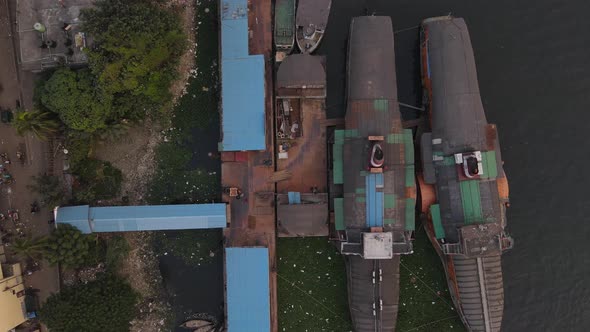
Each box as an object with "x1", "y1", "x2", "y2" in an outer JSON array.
[
  {"x1": 276, "y1": 228, "x2": 466, "y2": 332},
  {"x1": 397, "y1": 226, "x2": 465, "y2": 332},
  {"x1": 277, "y1": 237, "x2": 353, "y2": 331}
]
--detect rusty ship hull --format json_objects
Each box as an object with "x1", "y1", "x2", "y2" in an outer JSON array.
[
  {"x1": 418, "y1": 16, "x2": 513, "y2": 332},
  {"x1": 333, "y1": 16, "x2": 416, "y2": 332}
]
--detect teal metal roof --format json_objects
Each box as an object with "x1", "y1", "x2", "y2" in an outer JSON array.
[
  {"x1": 226, "y1": 247, "x2": 270, "y2": 332},
  {"x1": 56, "y1": 204, "x2": 227, "y2": 233}
]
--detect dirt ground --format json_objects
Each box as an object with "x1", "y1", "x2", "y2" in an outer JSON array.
[{"x1": 0, "y1": 2, "x2": 59, "y2": 331}]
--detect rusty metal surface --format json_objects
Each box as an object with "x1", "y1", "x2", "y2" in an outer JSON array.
[
  {"x1": 277, "y1": 54, "x2": 326, "y2": 89},
  {"x1": 295, "y1": 0, "x2": 331, "y2": 29}
]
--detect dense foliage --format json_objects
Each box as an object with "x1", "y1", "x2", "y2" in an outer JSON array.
[
  {"x1": 30, "y1": 0, "x2": 186, "y2": 204},
  {"x1": 44, "y1": 224, "x2": 98, "y2": 269},
  {"x1": 40, "y1": 68, "x2": 112, "y2": 132},
  {"x1": 39, "y1": 273, "x2": 138, "y2": 332},
  {"x1": 82, "y1": 0, "x2": 186, "y2": 119},
  {"x1": 72, "y1": 158, "x2": 123, "y2": 203}
]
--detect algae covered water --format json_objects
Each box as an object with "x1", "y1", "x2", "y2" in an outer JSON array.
[{"x1": 319, "y1": 1, "x2": 590, "y2": 331}]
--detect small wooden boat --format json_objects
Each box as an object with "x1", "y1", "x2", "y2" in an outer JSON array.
[{"x1": 274, "y1": 0, "x2": 295, "y2": 53}]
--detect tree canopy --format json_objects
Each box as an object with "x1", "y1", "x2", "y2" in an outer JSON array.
[
  {"x1": 12, "y1": 109, "x2": 61, "y2": 140},
  {"x1": 44, "y1": 224, "x2": 97, "y2": 269},
  {"x1": 39, "y1": 274, "x2": 138, "y2": 332},
  {"x1": 82, "y1": 0, "x2": 186, "y2": 118},
  {"x1": 40, "y1": 68, "x2": 112, "y2": 132}
]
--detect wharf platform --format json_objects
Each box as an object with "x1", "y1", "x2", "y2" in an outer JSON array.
[
  {"x1": 220, "y1": 0, "x2": 277, "y2": 330},
  {"x1": 275, "y1": 55, "x2": 329, "y2": 238}
]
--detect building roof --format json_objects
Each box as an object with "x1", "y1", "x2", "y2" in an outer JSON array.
[
  {"x1": 225, "y1": 247, "x2": 270, "y2": 332},
  {"x1": 0, "y1": 263, "x2": 26, "y2": 331},
  {"x1": 220, "y1": 56, "x2": 266, "y2": 151},
  {"x1": 219, "y1": 0, "x2": 266, "y2": 151},
  {"x1": 17, "y1": 0, "x2": 94, "y2": 72},
  {"x1": 56, "y1": 204, "x2": 227, "y2": 233}
]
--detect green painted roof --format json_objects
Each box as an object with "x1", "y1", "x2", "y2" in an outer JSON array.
[
  {"x1": 274, "y1": 0, "x2": 295, "y2": 47},
  {"x1": 334, "y1": 198, "x2": 345, "y2": 231},
  {"x1": 481, "y1": 151, "x2": 498, "y2": 179},
  {"x1": 405, "y1": 198, "x2": 416, "y2": 231},
  {"x1": 430, "y1": 204, "x2": 445, "y2": 239},
  {"x1": 460, "y1": 180, "x2": 483, "y2": 224},
  {"x1": 333, "y1": 131, "x2": 344, "y2": 184}
]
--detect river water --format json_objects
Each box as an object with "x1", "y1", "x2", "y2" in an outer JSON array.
[{"x1": 319, "y1": 1, "x2": 590, "y2": 331}]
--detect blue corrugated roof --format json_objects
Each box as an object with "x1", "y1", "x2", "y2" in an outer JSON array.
[
  {"x1": 226, "y1": 247, "x2": 270, "y2": 332},
  {"x1": 55, "y1": 205, "x2": 91, "y2": 233},
  {"x1": 219, "y1": 0, "x2": 266, "y2": 151},
  {"x1": 221, "y1": 0, "x2": 249, "y2": 59},
  {"x1": 56, "y1": 204, "x2": 227, "y2": 233},
  {"x1": 366, "y1": 173, "x2": 384, "y2": 227},
  {"x1": 220, "y1": 56, "x2": 266, "y2": 151}
]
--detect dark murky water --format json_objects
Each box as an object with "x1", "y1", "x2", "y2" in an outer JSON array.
[
  {"x1": 319, "y1": 1, "x2": 590, "y2": 331},
  {"x1": 159, "y1": 245, "x2": 224, "y2": 332}
]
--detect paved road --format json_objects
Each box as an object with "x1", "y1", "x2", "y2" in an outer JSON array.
[{"x1": 0, "y1": 0, "x2": 59, "y2": 326}]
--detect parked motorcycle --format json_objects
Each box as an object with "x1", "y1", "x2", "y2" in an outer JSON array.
[{"x1": 16, "y1": 151, "x2": 24, "y2": 165}]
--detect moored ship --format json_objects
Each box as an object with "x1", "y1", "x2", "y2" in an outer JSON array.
[
  {"x1": 274, "y1": 0, "x2": 295, "y2": 53},
  {"x1": 418, "y1": 16, "x2": 514, "y2": 332},
  {"x1": 295, "y1": 0, "x2": 331, "y2": 53},
  {"x1": 333, "y1": 16, "x2": 416, "y2": 332}
]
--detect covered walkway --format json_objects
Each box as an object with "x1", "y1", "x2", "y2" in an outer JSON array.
[{"x1": 55, "y1": 204, "x2": 228, "y2": 233}]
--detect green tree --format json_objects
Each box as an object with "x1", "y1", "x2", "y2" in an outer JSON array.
[
  {"x1": 82, "y1": 0, "x2": 186, "y2": 118},
  {"x1": 12, "y1": 109, "x2": 61, "y2": 140},
  {"x1": 39, "y1": 273, "x2": 138, "y2": 332},
  {"x1": 44, "y1": 224, "x2": 95, "y2": 269},
  {"x1": 72, "y1": 158, "x2": 123, "y2": 204},
  {"x1": 92, "y1": 119, "x2": 131, "y2": 144},
  {"x1": 40, "y1": 68, "x2": 113, "y2": 132},
  {"x1": 27, "y1": 174, "x2": 65, "y2": 207},
  {"x1": 10, "y1": 236, "x2": 47, "y2": 259}
]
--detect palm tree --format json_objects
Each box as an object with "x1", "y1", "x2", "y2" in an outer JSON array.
[
  {"x1": 10, "y1": 236, "x2": 48, "y2": 259},
  {"x1": 13, "y1": 109, "x2": 61, "y2": 141}
]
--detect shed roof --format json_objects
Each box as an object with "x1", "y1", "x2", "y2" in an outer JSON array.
[
  {"x1": 56, "y1": 204, "x2": 227, "y2": 233},
  {"x1": 55, "y1": 205, "x2": 92, "y2": 233},
  {"x1": 226, "y1": 247, "x2": 270, "y2": 332},
  {"x1": 221, "y1": 0, "x2": 249, "y2": 59},
  {"x1": 219, "y1": 0, "x2": 266, "y2": 151},
  {"x1": 220, "y1": 56, "x2": 266, "y2": 151}
]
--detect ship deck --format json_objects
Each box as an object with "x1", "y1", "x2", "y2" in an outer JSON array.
[
  {"x1": 274, "y1": 0, "x2": 294, "y2": 48},
  {"x1": 295, "y1": 0, "x2": 331, "y2": 29},
  {"x1": 275, "y1": 54, "x2": 330, "y2": 238}
]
